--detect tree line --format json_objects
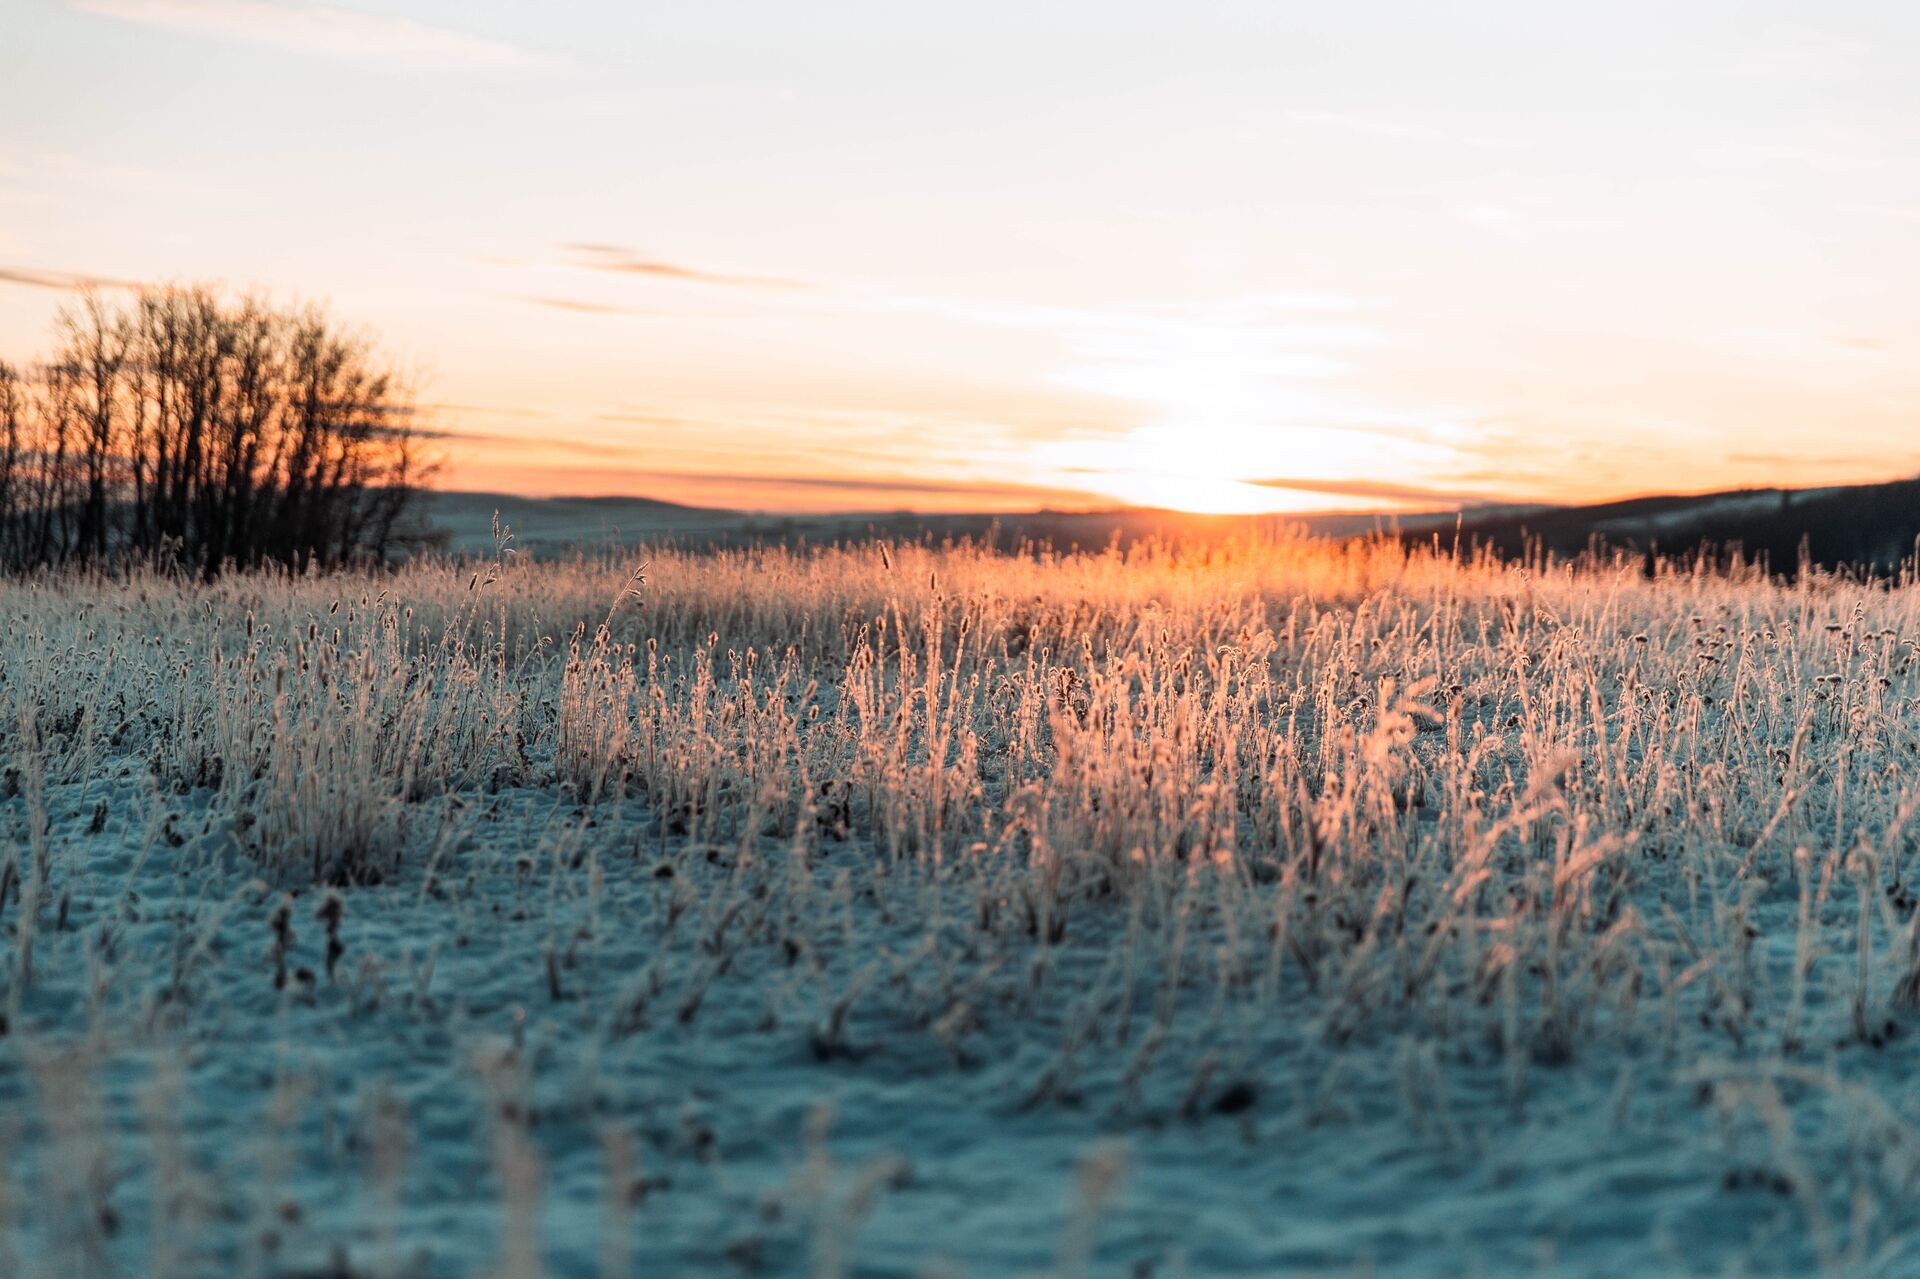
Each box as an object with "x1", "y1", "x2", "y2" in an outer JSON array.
[{"x1": 0, "y1": 286, "x2": 431, "y2": 574}]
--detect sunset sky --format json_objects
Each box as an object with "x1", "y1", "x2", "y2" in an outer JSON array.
[{"x1": 4, "y1": 1, "x2": 1918, "y2": 513}]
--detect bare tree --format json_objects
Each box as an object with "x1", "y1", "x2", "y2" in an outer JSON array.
[
  {"x1": 0, "y1": 360, "x2": 23, "y2": 563},
  {"x1": 0, "y1": 285, "x2": 434, "y2": 574}
]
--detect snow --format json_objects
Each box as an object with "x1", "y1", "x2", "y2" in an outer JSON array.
[
  {"x1": 0, "y1": 776, "x2": 1903, "y2": 1277},
  {"x1": 5, "y1": 540, "x2": 1920, "y2": 1277}
]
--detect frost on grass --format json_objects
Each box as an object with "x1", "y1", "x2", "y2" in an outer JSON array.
[{"x1": 5, "y1": 534, "x2": 1920, "y2": 1275}]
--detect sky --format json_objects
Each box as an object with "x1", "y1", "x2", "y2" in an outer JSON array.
[{"x1": 2, "y1": 0, "x2": 1918, "y2": 514}]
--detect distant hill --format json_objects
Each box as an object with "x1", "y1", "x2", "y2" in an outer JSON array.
[
  {"x1": 422, "y1": 478, "x2": 1920, "y2": 575},
  {"x1": 420, "y1": 490, "x2": 736, "y2": 555},
  {"x1": 419, "y1": 490, "x2": 1485, "y2": 557},
  {"x1": 1431, "y1": 477, "x2": 1920, "y2": 575}
]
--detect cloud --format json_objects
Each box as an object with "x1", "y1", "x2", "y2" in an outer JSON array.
[
  {"x1": 1714, "y1": 128, "x2": 1910, "y2": 175},
  {"x1": 594, "y1": 410, "x2": 708, "y2": 428},
  {"x1": 565, "y1": 243, "x2": 810, "y2": 291},
  {"x1": 1709, "y1": 23, "x2": 1872, "y2": 83},
  {"x1": 0, "y1": 264, "x2": 138, "y2": 291},
  {"x1": 521, "y1": 295, "x2": 672, "y2": 317},
  {"x1": 1242, "y1": 475, "x2": 1493, "y2": 506},
  {"x1": 1285, "y1": 110, "x2": 1527, "y2": 151},
  {"x1": 701, "y1": 472, "x2": 1037, "y2": 496},
  {"x1": 565, "y1": 467, "x2": 1102, "y2": 503},
  {"x1": 1843, "y1": 203, "x2": 1920, "y2": 223},
  {"x1": 68, "y1": 0, "x2": 542, "y2": 70},
  {"x1": 409, "y1": 426, "x2": 644, "y2": 460},
  {"x1": 420, "y1": 401, "x2": 554, "y2": 420},
  {"x1": 1725, "y1": 450, "x2": 1920, "y2": 470}
]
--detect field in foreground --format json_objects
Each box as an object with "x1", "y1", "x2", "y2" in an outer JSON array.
[{"x1": 4, "y1": 533, "x2": 1920, "y2": 1277}]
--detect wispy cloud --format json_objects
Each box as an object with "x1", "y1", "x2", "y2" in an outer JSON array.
[
  {"x1": 0, "y1": 264, "x2": 138, "y2": 291},
  {"x1": 1713, "y1": 127, "x2": 1912, "y2": 174},
  {"x1": 1707, "y1": 23, "x2": 1873, "y2": 83},
  {"x1": 1243, "y1": 476, "x2": 1492, "y2": 506},
  {"x1": 1285, "y1": 110, "x2": 1528, "y2": 151},
  {"x1": 69, "y1": 0, "x2": 543, "y2": 70},
  {"x1": 594, "y1": 410, "x2": 708, "y2": 428},
  {"x1": 420, "y1": 401, "x2": 555, "y2": 420},
  {"x1": 1727, "y1": 449, "x2": 1919, "y2": 470},
  {"x1": 565, "y1": 243, "x2": 810, "y2": 291},
  {"x1": 521, "y1": 295, "x2": 673, "y2": 317},
  {"x1": 411, "y1": 427, "x2": 644, "y2": 460},
  {"x1": 528, "y1": 466, "x2": 1103, "y2": 507},
  {"x1": 1843, "y1": 203, "x2": 1920, "y2": 223},
  {"x1": 686, "y1": 472, "x2": 1044, "y2": 497}
]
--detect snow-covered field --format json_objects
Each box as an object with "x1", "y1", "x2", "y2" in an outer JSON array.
[{"x1": 6, "y1": 531, "x2": 1920, "y2": 1277}]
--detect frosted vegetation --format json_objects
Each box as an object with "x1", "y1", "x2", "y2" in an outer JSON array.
[{"x1": 5, "y1": 529, "x2": 1920, "y2": 1276}]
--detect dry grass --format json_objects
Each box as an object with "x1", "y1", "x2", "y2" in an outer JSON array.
[{"x1": 3, "y1": 528, "x2": 1920, "y2": 1274}]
